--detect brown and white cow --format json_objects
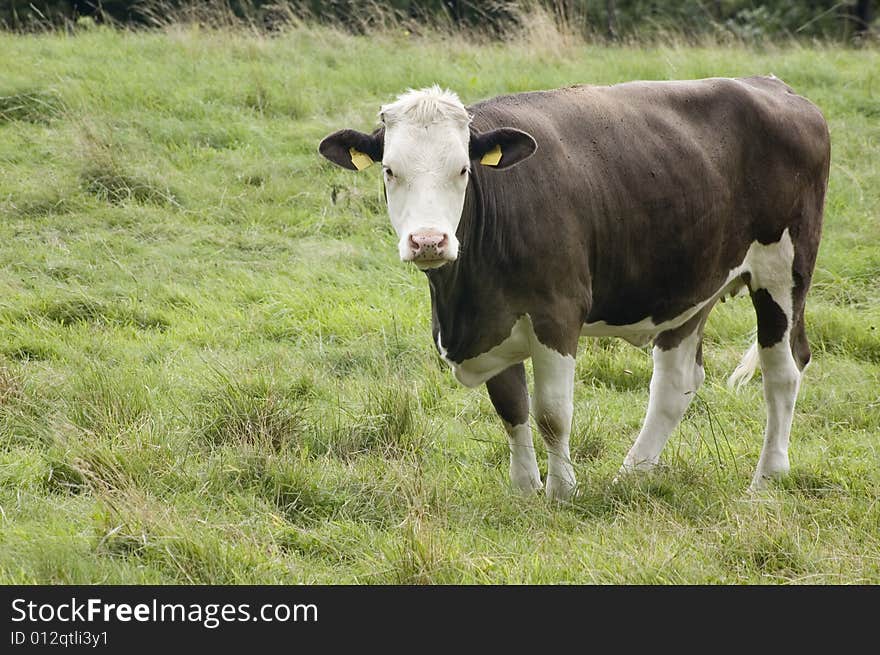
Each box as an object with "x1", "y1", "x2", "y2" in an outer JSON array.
[{"x1": 319, "y1": 78, "x2": 830, "y2": 500}]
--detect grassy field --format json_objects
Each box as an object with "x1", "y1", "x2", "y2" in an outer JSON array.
[{"x1": 0, "y1": 21, "x2": 878, "y2": 584}]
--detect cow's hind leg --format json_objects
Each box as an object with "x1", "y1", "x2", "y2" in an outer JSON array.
[
  {"x1": 749, "y1": 297, "x2": 802, "y2": 489},
  {"x1": 749, "y1": 296, "x2": 805, "y2": 487},
  {"x1": 486, "y1": 364, "x2": 542, "y2": 494},
  {"x1": 747, "y1": 229, "x2": 809, "y2": 490},
  {"x1": 620, "y1": 309, "x2": 709, "y2": 474}
]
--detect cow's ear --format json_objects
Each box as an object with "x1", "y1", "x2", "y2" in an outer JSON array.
[
  {"x1": 469, "y1": 128, "x2": 537, "y2": 170},
  {"x1": 319, "y1": 128, "x2": 384, "y2": 171}
]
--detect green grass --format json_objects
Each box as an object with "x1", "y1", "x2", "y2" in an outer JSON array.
[{"x1": 0, "y1": 22, "x2": 878, "y2": 584}]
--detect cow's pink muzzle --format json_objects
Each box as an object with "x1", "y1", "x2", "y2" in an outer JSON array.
[{"x1": 405, "y1": 230, "x2": 452, "y2": 266}]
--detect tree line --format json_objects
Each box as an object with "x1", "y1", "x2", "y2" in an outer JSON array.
[{"x1": 0, "y1": 1, "x2": 875, "y2": 40}]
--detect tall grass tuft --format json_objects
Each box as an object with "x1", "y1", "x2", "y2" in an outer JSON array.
[
  {"x1": 0, "y1": 364, "x2": 49, "y2": 447},
  {"x1": 196, "y1": 367, "x2": 307, "y2": 451},
  {"x1": 380, "y1": 518, "x2": 449, "y2": 584},
  {"x1": 64, "y1": 363, "x2": 153, "y2": 436},
  {"x1": 75, "y1": 122, "x2": 180, "y2": 206},
  {"x1": 0, "y1": 90, "x2": 64, "y2": 124},
  {"x1": 312, "y1": 385, "x2": 427, "y2": 459}
]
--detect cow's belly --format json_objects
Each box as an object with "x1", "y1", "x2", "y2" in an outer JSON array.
[
  {"x1": 436, "y1": 232, "x2": 791, "y2": 387},
  {"x1": 580, "y1": 266, "x2": 747, "y2": 343},
  {"x1": 579, "y1": 291, "x2": 720, "y2": 343},
  {"x1": 440, "y1": 272, "x2": 744, "y2": 388},
  {"x1": 581, "y1": 232, "x2": 794, "y2": 342}
]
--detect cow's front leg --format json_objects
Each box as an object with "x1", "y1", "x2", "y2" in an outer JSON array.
[
  {"x1": 530, "y1": 336, "x2": 577, "y2": 501},
  {"x1": 486, "y1": 364, "x2": 542, "y2": 494}
]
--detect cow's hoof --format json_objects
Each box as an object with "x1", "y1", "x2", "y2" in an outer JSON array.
[
  {"x1": 749, "y1": 455, "x2": 790, "y2": 491},
  {"x1": 749, "y1": 470, "x2": 789, "y2": 492},
  {"x1": 614, "y1": 459, "x2": 658, "y2": 484},
  {"x1": 511, "y1": 474, "x2": 543, "y2": 496},
  {"x1": 748, "y1": 474, "x2": 779, "y2": 493},
  {"x1": 510, "y1": 460, "x2": 542, "y2": 496},
  {"x1": 545, "y1": 477, "x2": 577, "y2": 503}
]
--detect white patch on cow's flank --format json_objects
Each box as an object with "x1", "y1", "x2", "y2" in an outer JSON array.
[
  {"x1": 580, "y1": 280, "x2": 733, "y2": 342},
  {"x1": 743, "y1": 229, "x2": 795, "y2": 315}
]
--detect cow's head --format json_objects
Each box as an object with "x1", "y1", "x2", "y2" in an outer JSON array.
[{"x1": 319, "y1": 86, "x2": 537, "y2": 269}]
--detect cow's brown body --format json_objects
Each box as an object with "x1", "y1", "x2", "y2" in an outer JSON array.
[{"x1": 431, "y1": 76, "x2": 829, "y2": 364}]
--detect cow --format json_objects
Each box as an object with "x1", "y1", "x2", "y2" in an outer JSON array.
[{"x1": 319, "y1": 78, "x2": 830, "y2": 500}]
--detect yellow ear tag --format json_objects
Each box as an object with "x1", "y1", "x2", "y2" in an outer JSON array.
[
  {"x1": 349, "y1": 147, "x2": 374, "y2": 171},
  {"x1": 480, "y1": 144, "x2": 502, "y2": 166}
]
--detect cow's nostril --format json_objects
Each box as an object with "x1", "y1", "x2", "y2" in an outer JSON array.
[{"x1": 409, "y1": 231, "x2": 449, "y2": 259}]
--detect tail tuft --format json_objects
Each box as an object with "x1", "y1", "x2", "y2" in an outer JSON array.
[{"x1": 728, "y1": 341, "x2": 760, "y2": 390}]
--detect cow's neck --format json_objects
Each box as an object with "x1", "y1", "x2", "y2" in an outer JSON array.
[{"x1": 425, "y1": 172, "x2": 521, "y2": 363}]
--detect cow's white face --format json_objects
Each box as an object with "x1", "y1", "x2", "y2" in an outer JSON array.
[
  {"x1": 319, "y1": 86, "x2": 538, "y2": 270},
  {"x1": 381, "y1": 120, "x2": 470, "y2": 269}
]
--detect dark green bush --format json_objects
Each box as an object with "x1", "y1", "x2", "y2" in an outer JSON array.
[{"x1": 1, "y1": 1, "x2": 874, "y2": 41}]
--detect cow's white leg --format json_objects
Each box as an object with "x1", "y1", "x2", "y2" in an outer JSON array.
[
  {"x1": 751, "y1": 339, "x2": 800, "y2": 489},
  {"x1": 486, "y1": 364, "x2": 541, "y2": 494},
  {"x1": 746, "y1": 231, "x2": 801, "y2": 490},
  {"x1": 749, "y1": 288, "x2": 800, "y2": 490},
  {"x1": 529, "y1": 336, "x2": 577, "y2": 501},
  {"x1": 621, "y1": 318, "x2": 705, "y2": 474},
  {"x1": 503, "y1": 421, "x2": 542, "y2": 493}
]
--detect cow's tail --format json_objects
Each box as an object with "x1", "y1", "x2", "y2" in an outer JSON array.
[{"x1": 727, "y1": 341, "x2": 760, "y2": 390}]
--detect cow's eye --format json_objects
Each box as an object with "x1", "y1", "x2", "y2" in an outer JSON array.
[
  {"x1": 460, "y1": 166, "x2": 469, "y2": 176},
  {"x1": 384, "y1": 167, "x2": 394, "y2": 179}
]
